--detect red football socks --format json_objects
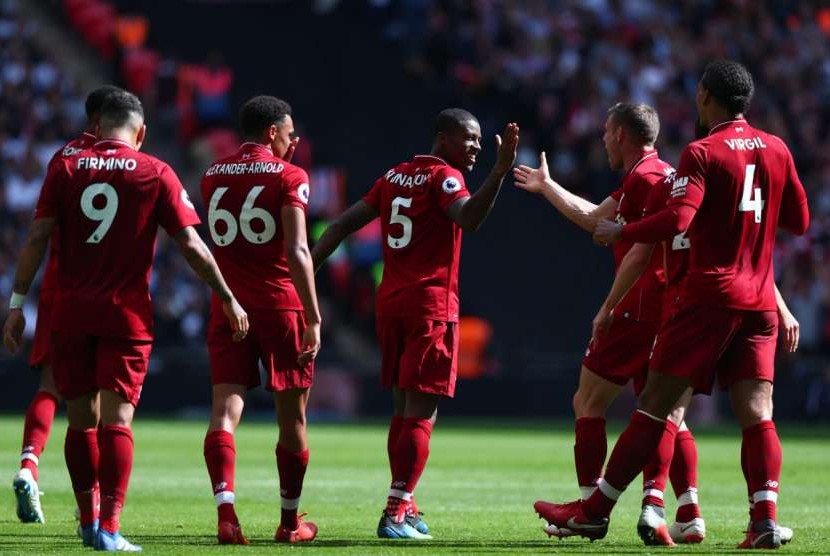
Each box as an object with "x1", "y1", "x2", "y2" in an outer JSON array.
[
  {"x1": 574, "y1": 417, "x2": 606, "y2": 498},
  {"x1": 387, "y1": 416, "x2": 404, "y2": 478},
  {"x1": 584, "y1": 410, "x2": 666, "y2": 519},
  {"x1": 670, "y1": 429, "x2": 701, "y2": 522},
  {"x1": 742, "y1": 420, "x2": 781, "y2": 523},
  {"x1": 276, "y1": 444, "x2": 309, "y2": 530},
  {"x1": 641, "y1": 420, "x2": 678, "y2": 508},
  {"x1": 390, "y1": 418, "x2": 433, "y2": 496},
  {"x1": 64, "y1": 427, "x2": 100, "y2": 526},
  {"x1": 99, "y1": 425, "x2": 134, "y2": 534},
  {"x1": 204, "y1": 430, "x2": 237, "y2": 524},
  {"x1": 20, "y1": 391, "x2": 59, "y2": 480}
]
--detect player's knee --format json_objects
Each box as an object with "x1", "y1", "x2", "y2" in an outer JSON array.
[{"x1": 572, "y1": 388, "x2": 605, "y2": 419}]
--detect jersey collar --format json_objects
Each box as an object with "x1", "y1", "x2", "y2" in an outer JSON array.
[
  {"x1": 414, "y1": 154, "x2": 449, "y2": 165},
  {"x1": 708, "y1": 118, "x2": 748, "y2": 136},
  {"x1": 94, "y1": 138, "x2": 136, "y2": 150},
  {"x1": 239, "y1": 142, "x2": 275, "y2": 158},
  {"x1": 626, "y1": 150, "x2": 658, "y2": 175}
]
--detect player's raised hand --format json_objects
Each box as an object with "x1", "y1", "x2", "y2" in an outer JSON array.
[
  {"x1": 513, "y1": 151, "x2": 552, "y2": 194},
  {"x1": 223, "y1": 298, "x2": 249, "y2": 342},
  {"x1": 592, "y1": 305, "x2": 614, "y2": 340},
  {"x1": 494, "y1": 122, "x2": 519, "y2": 174},
  {"x1": 778, "y1": 304, "x2": 800, "y2": 353},
  {"x1": 3, "y1": 309, "x2": 25, "y2": 354},
  {"x1": 284, "y1": 137, "x2": 300, "y2": 163},
  {"x1": 593, "y1": 219, "x2": 623, "y2": 246},
  {"x1": 298, "y1": 322, "x2": 321, "y2": 366}
]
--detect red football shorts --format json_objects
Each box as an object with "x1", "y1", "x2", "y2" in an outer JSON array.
[
  {"x1": 208, "y1": 308, "x2": 313, "y2": 392},
  {"x1": 29, "y1": 290, "x2": 55, "y2": 368},
  {"x1": 51, "y1": 332, "x2": 152, "y2": 405},
  {"x1": 376, "y1": 316, "x2": 458, "y2": 398},
  {"x1": 582, "y1": 316, "x2": 659, "y2": 395},
  {"x1": 650, "y1": 303, "x2": 777, "y2": 395}
]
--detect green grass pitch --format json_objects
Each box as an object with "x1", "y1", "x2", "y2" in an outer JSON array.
[{"x1": 1, "y1": 416, "x2": 828, "y2": 554}]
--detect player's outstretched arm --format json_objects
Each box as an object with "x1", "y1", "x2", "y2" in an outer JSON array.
[
  {"x1": 283, "y1": 206, "x2": 322, "y2": 365},
  {"x1": 174, "y1": 226, "x2": 248, "y2": 341},
  {"x1": 592, "y1": 242, "x2": 655, "y2": 339},
  {"x1": 3, "y1": 218, "x2": 54, "y2": 353},
  {"x1": 448, "y1": 122, "x2": 519, "y2": 232},
  {"x1": 311, "y1": 200, "x2": 378, "y2": 271},
  {"x1": 774, "y1": 284, "x2": 799, "y2": 353},
  {"x1": 513, "y1": 151, "x2": 617, "y2": 233}
]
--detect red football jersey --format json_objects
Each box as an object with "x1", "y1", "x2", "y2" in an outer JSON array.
[
  {"x1": 362, "y1": 154, "x2": 471, "y2": 322},
  {"x1": 668, "y1": 119, "x2": 809, "y2": 310},
  {"x1": 201, "y1": 143, "x2": 309, "y2": 312},
  {"x1": 35, "y1": 139, "x2": 201, "y2": 340},
  {"x1": 642, "y1": 175, "x2": 689, "y2": 289},
  {"x1": 40, "y1": 132, "x2": 98, "y2": 295},
  {"x1": 608, "y1": 151, "x2": 673, "y2": 321}
]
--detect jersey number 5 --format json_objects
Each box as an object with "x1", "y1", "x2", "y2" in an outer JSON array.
[
  {"x1": 80, "y1": 182, "x2": 118, "y2": 243},
  {"x1": 209, "y1": 186, "x2": 276, "y2": 246},
  {"x1": 388, "y1": 196, "x2": 412, "y2": 249},
  {"x1": 738, "y1": 164, "x2": 765, "y2": 223}
]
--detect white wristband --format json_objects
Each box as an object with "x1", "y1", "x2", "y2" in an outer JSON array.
[{"x1": 9, "y1": 292, "x2": 25, "y2": 310}]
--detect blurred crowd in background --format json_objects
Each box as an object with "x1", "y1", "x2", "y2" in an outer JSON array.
[{"x1": 1, "y1": 0, "x2": 829, "y2": 417}]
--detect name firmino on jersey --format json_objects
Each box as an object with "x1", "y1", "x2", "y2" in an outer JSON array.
[
  {"x1": 77, "y1": 157, "x2": 137, "y2": 171},
  {"x1": 724, "y1": 137, "x2": 767, "y2": 151}
]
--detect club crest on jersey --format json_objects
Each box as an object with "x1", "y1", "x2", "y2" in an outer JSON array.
[
  {"x1": 442, "y1": 176, "x2": 462, "y2": 194},
  {"x1": 181, "y1": 189, "x2": 195, "y2": 209},
  {"x1": 298, "y1": 183, "x2": 310, "y2": 204}
]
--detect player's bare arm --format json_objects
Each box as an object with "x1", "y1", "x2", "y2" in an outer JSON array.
[
  {"x1": 592, "y1": 242, "x2": 655, "y2": 339},
  {"x1": 282, "y1": 205, "x2": 323, "y2": 365},
  {"x1": 174, "y1": 226, "x2": 249, "y2": 341},
  {"x1": 3, "y1": 218, "x2": 55, "y2": 353},
  {"x1": 311, "y1": 200, "x2": 378, "y2": 271},
  {"x1": 513, "y1": 151, "x2": 617, "y2": 233},
  {"x1": 447, "y1": 122, "x2": 519, "y2": 232},
  {"x1": 774, "y1": 284, "x2": 799, "y2": 353}
]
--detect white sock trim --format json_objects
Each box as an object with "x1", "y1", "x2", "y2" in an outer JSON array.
[
  {"x1": 597, "y1": 478, "x2": 623, "y2": 501},
  {"x1": 642, "y1": 488, "x2": 664, "y2": 500},
  {"x1": 753, "y1": 490, "x2": 778, "y2": 503},
  {"x1": 214, "y1": 491, "x2": 235, "y2": 506},
  {"x1": 20, "y1": 452, "x2": 39, "y2": 465},
  {"x1": 677, "y1": 488, "x2": 699, "y2": 506},
  {"x1": 388, "y1": 488, "x2": 413, "y2": 501},
  {"x1": 281, "y1": 496, "x2": 300, "y2": 510},
  {"x1": 635, "y1": 409, "x2": 666, "y2": 423},
  {"x1": 579, "y1": 486, "x2": 597, "y2": 500}
]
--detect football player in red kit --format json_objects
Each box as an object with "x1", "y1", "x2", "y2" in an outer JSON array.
[
  {"x1": 541, "y1": 59, "x2": 809, "y2": 550},
  {"x1": 199, "y1": 95, "x2": 322, "y2": 545},
  {"x1": 313, "y1": 109, "x2": 518, "y2": 539},
  {"x1": 12, "y1": 85, "x2": 121, "y2": 525},
  {"x1": 514, "y1": 103, "x2": 700, "y2": 546},
  {"x1": 3, "y1": 90, "x2": 248, "y2": 551}
]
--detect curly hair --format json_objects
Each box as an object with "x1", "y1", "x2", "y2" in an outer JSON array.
[
  {"x1": 240, "y1": 95, "x2": 292, "y2": 138},
  {"x1": 701, "y1": 59, "x2": 755, "y2": 115}
]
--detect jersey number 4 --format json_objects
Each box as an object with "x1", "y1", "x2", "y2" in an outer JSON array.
[
  {"x1": 208, "y1": 186, "x2": 276, "y2": 246},
  {"x1": 739, "y1": 164, "x2": 765, "y2": 223},
  {"x1": 387, "y1": 196, "x2": 412, "y2": 249}
]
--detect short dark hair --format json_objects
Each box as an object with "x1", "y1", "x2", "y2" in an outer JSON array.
[
  {"x1": 607, "y1": 102, "x2": 660, "y2": 145},
  {"x1": 85, "y1": 85, "x2": 123, "y2": 120},
  {"x1": 240, "y1": 95, "x2": 292, "y2": 138},
  {"x1": 434, "y1": 108, "x2": 478, "y2": 137},
  {"x1": 99, "y1": 90, "x2": 144, "y2": 129},
  {"x1": 701, "y1": 59, "x2": 754, "y2": 115}
]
